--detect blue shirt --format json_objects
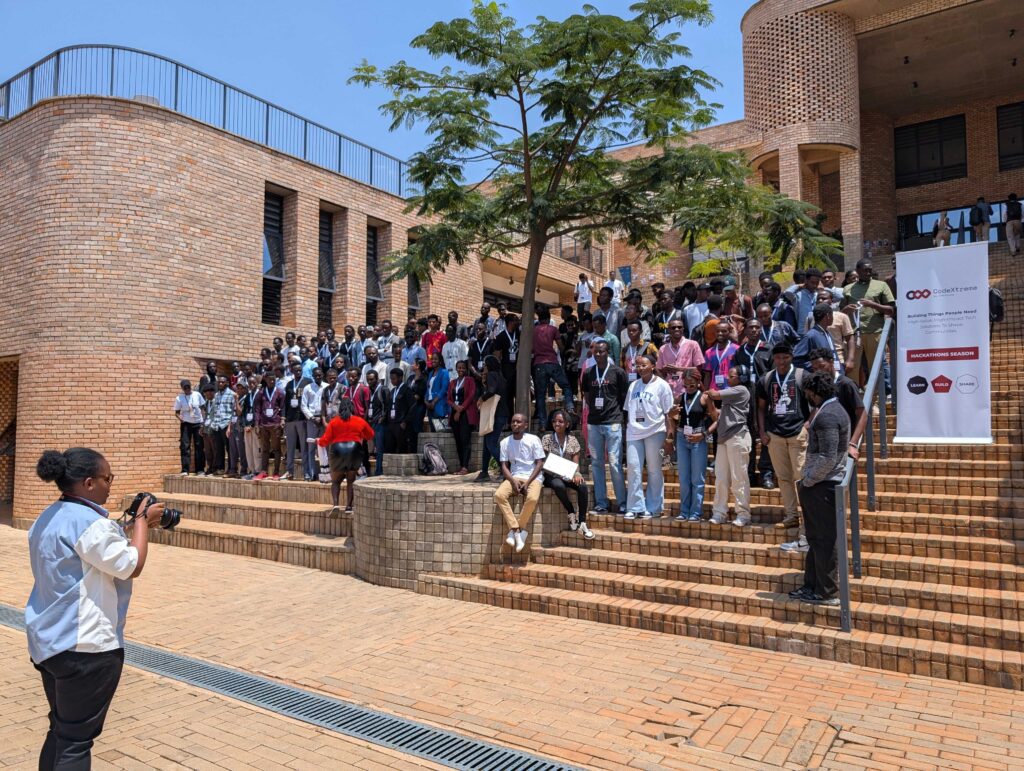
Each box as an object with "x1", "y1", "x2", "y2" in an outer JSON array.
[
  {"x1": 793, "y1": 288, "x2": 819, "y2": 329},
  {"x1": 26, "y1": 498, "x2": 137, "y2": 663},
  {"x1": 793, "y1": 325, "x2": 838, "y2": 370},
  {"x1": 402, "y1": 345, "x2": 427, "y2": 366}
]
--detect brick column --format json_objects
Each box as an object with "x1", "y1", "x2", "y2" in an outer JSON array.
[
  {"x1": 778, "y1": 145, "x2": 804, "y2": 203},
  {"x1": 377, "y1": 223, "x2": 409, "y2": 325},
  {"x1": 282, "y1": 192, "x2": 319, "y2": 331},
  {"x1": 839, "y1": 150, "x2": 863, "y2": 270},
  {"x1": 335, "y1": 208, "x2": 368, "y2": 326}
]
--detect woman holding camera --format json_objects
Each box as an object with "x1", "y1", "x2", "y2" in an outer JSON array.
[{"x1": 26, "y1": 447, "x2": 164, "y2": 769}]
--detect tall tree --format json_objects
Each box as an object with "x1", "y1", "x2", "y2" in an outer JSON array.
[{"x1": 352, "y1": 0, "x2": 837, "y2": 417}]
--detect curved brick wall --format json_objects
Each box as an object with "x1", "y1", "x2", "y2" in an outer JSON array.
[
  {"x1": 352, "y1": 476, "x2": 574, "y2": 590},
  {"x1": 743, "y1": 9, "x2": 859, "y2": 152}
]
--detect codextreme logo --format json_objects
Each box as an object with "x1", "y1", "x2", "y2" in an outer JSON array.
[{"x1": 905, "y1": 289, "x2": 932, "y2": 300}]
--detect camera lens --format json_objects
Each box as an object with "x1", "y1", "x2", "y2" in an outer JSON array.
[{"x1": 160, "y1": 508, "x2": 182, "y2": 531}]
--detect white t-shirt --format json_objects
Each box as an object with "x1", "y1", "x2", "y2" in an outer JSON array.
[
  {"x1": 684, "y1": 301, "x2": 708, "y2": 333},
  {"x1": 625, "y1": 376, "x2": 675, "y2": 441},
  {"x1": 174, "y1": 391, "x2": 204, "y2": 423},
  {"x1": 604, "y1": 278, "x2": 625, "y2": 305},
  {"x1": 575, "y1": 279, "x2": 594, "y2": 304},
  {"x1": 499, "y1": 433, "x2": 545, "y2": 479}
]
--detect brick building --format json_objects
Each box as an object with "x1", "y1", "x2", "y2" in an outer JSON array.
[
  {"x1": 613, "y1": 0, "x2": 1024, "y2": 287},
  {"x1": 0, "y1": 48, "x2": 605, "y2": 523}
]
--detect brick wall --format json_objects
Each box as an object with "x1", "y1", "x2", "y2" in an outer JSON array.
[{"x1": 0, "y1": 97, "x2": 595, "y2": 523}]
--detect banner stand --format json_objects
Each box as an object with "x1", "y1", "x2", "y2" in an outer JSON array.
[{"x1": 893, "y1": 241, "x2": 992, "y2": 445}]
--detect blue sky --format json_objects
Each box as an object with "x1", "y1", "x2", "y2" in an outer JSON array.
[{"x1": 0, "y1": 0, "x2": 745, "y2": 162}]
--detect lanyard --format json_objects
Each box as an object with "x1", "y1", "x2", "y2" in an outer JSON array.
[
  {"x1": 428, "y1": 372, "x2": 439, "y2": 392},
  {"x1": 550, "y1": 433, "x2": 568, "y2": 457},
  {"x1": 743, "y1": 342, "x2": 760, "y2": 359},
  {"x1": 809, "y1": 397, "x2": 837, "y2": 427},
  {"x1": 711, "y1": 343, "x2": 732, "y2": 372},
  {"x1": 594, "y1": 362, "x2": 611, "y2": 388},
  {"x1": 392, "y1": 384, "x2": 403, "y2": 404},
  {"x1": 627, "y1": 344, "x2": 641, "y2": 369},
  {"x1": 454, "y1": 377, "x2": 465, "y2": 397},
  {"x1": 775, "y1": 365, "x2": 794, "y2": 392},
  {"x1": 475, "y1": 340, "x2": 487, "y2": 357},
  {"x1": 263, "y1": 387, "x2": 275, "y2": 404},
  {"x1": 683, "y1": 391, "x2": 700, "y2": 416}
]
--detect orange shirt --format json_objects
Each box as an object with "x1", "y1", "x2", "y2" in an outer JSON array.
[{"x1": 317, "y1": 415, "x2": 375, "y2": 446}]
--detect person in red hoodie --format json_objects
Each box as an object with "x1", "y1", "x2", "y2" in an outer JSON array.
[
  {"x1": 317, "y1": 398, "x2": 375, "y2": 513},
  {"x1": 421, "y1": 314, "x2": 446, "y2": 360},
  {"x1": 446, "y1": 360, "x2": 479, "y2": 474}
]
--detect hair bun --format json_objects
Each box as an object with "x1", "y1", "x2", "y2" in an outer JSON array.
[{"x1": 36, "y1": 450, "x2": 68, "y2": 483}]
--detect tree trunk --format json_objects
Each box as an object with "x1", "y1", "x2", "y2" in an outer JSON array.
[{"x1": 514, "y1": 235, "x2": 546, "y2": 425}]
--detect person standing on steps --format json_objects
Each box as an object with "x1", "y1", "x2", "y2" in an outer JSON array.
[
  {"x1": 666, "y1": 370, "x2": 715, "y2": 522},
  {"x1": 541, "y1": 409, "x2": 594, "y2": 539},
  {"x1": 624, "y1": 354, "x2": 675, "y2": 519},
  {"x1": 174, "y1": 379, "x2": 205, "y2": 475},
  {"x1": 581, "y1": 339, "x2": 628, "y2": 513},
  {"x1": 840, "y1": 258, "x2": 895, "y2": 387},
  {"x1": 447, "y1": 360, "x2": 479, "y2": 475},
  {"x1": 789, "y1": 371, "x2": 850, "y2": 606},
  {"x1": 734, "y1": 319, "x2": 774, "y2": 489},
  {"x1": 475, "y1": 355, "x2": 507, "y2": 483},
  {"x1": 494, "y1": 413, "x2": 546, "y2": 553},
  {"x1": 1006, "y1": 193, "x2": 1022, "y2": 257},
  {"x1": 574, "y1": 272, "x2": 595, "y2": 318},
  {"x1": 707, "y1": 367, "x2": 752, "y2": 527},
  {"x1": 756, "y1": 343, "x2": 810, "y2": 553},
  {"x1": 318, "y1": 397, "x2": 375, "y2": 513},
  {"x1": 27, "y1": 447, "x2": 165, "y2": 770}
]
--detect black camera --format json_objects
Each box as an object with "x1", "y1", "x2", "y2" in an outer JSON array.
[{"x1": 123, "y1": 492, "x2": 182, "y2": 531}]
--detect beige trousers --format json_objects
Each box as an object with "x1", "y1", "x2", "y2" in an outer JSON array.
[
  {"x1": 767, "y1": 428, "x2": 807, "y2": 521},
  {"x1": 712, "y1": 432, "x2": 752, "y2": 523},
  {"x1": 494, "y1": 479, "x2": 542, "y2": 530}
]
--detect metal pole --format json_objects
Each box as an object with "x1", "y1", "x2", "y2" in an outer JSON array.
[
  {"x1": 849, "y1": 466, "x2": 862, "y2": 578},
  {"x1": 865, "y1": 412, "x2": 877, "y2": 511},
  {"x1": 369, "y1": 148, "x2": 374, "y2": 185},
  {"x1": 265, "y1": 103, "x2": 270, "y2": 145},
  {"x1": 173, "y1": 64, "x2": 179, "y2": 111},
  {"x1": 109, "y1": 48, "x2": 115, "y2": 96},
  {"x1": 222, "y1": 83, "x2": 227, "y2": 129},
  {"x1": 53, "y1": 52, "x2": 61, "y2": 97},
  {"x1": 835, "y1": 483, "x2": 852, "y2": 633},
  {"x1": 28, "y1": 66, "x2": 34, "y2": 108},
  {"x1": 877, "y1": 354, "x2": 889, "y2": 460},
  {"x1": 303, "y1": 121, "x2": 308, "y2": 160}
]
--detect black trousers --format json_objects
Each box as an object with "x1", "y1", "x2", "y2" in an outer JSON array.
[
  {"x1": 34, "y1": 648, "x2": 124, "y2": 770},
  {"x1": 452, "y1": 415, "x2": 474, "y2": 469},
  {"x1": 543, "y1": 473, "x2": 589, "y2": 520},
  {"x1": 385, "y1": 422, "x2": 404, "y2": 454},
  {"x1": 798, "y1": 480, "x2": 839, "y2": 598},
  {"x1": 179, "y1": 422, "x2": 204, "y2": 473},
  {"x1": 210, "y1": 428, "x2": 227, "y2": 473}
]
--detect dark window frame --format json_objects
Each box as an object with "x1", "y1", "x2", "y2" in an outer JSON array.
[
  {"x1": 894, "y1": 115, "x2": 967, "y2": 188},
  {"x1": 262, "y1": 192, "x2": 285, "y2": 325},
  {"x1": 998, "y1": 101, "x2": 1024, "y2": 172},
  {"x1": 317, "y1": 211, "x2": 335, "y2": 331}
]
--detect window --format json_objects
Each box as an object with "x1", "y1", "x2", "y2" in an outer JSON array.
[
  {"x1": 998, "y1": 101, "x2": 1024, "y2": 172},
  {"x1": 262, "y1": 193, "x2": 285, "y2": 325},
  {"x1": 318, "y1": 211, "x2": 335, "y2": 332},
  {"x1": 366, "y1": 225, "x2": 384, "y2": 325},
  {"x1": 407, "y1": 274, "x2": 421, "y2": 317},
  {"x1": 894, "y1": 115, "x2": 967, "y2": 188},
  {"x1": 483, "y1": 290, "x2": 523, "y2": 314}
]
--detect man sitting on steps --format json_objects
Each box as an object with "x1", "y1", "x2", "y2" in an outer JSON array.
[{"x1": 494, "y1": 413, "x2": 545, "y2": 554}]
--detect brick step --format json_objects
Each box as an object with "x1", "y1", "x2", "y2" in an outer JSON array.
[
  {"x1": 163, "y1": 473, "x2": 334, "y2": 505},
  {"x1": 883, "y1": 444, "x2": 1023, "y2": 461},
  {"x1": 136, "y1": 492, "x2": 349, "y2": 537},
  {"x1": 532, "y1": 545, "x2": 1024, "y2": 617},
  {"x1": 872, "y1": 458, "x2": 1023, "y2": 477},
  {"x1": 663, "y1": 476, "x2": 1024, "y2": 500},
  {"x1": 573, "y1": 530, "x2": 1024, "y2": 587},
  {"x1": 491, "y1": 563, "x2": 1023, "y2": 651},
  {"x1": 417, "y1": 574, "x2": 1022, "y2": 688},
  {"x1": 150, "y1": 519, "x2": 354, "y2": 574},
  {"x1": 587, "y1": 510, "x2": 1024, "y2": 540}
]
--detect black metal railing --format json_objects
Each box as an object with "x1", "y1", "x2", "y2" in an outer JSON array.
[
  {"x1": 546, "y1": 234, "x2": 604, "y2": 271},
  {"x1": 0, "y1": 45, "x2": 413, "y2": 198},
  {"x1": 834, "y1": 316, "x2": 893, "y2": 632}
]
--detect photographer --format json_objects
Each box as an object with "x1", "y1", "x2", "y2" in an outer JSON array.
[{"x1": 26, "y1": 447, "x2": 164, "y2": 768}]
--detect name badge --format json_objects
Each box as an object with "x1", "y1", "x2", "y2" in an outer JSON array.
[
  {"x1": 774, "y1": 401, "x2": 788, "y2": 417},
  {"x1": 231, "y1": 417, "x2": 238, "y2": 424},
  {"x1": 628, "y1": 372, "x2": 638, "y2": 381},
  {"x1": 636, "y1": 413, "x2": 645, "y2": 423},
  {"x1": 290, "y1": 398, "x2": 299, "y2": 408},
  {"x1": 509, "y1": 352, "x2": 517, "y2": 362},
  {"x1": 265, "y1": 408, "x2": 275, "y2": 418},
  {"x1": 715, "y1": 374, "x2": 726, "y2": 388},
  {"x1": 683, "y1": 425, "x2": 694, "y2": 436},
  {"x1": 246, "y1": 412, "x2": 254, "y2": 422},
  {"x1": 390, "y1": 408, "x2": 396, "y2": 419},
  {"x1": 594, "y1": 397, "x2": 605, "y2": 409}
]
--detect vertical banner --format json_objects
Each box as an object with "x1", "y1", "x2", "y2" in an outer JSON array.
[{"x1": 895, "y1": 241, "x2": 991, "y2": 444}]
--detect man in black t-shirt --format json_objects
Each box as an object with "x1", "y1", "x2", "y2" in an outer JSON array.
[
  {"x1": 755, "y1": 343, "x2": 809, "y2": 549},
  {"x1": 581, "y1": 340, "x2": 629, "y2": 513},
  {"x1": 809, "y1": 347, "x2": 864, "y2": 450},
  {"x1": 492, "y1": 314, "x2": 520, "y2": 424}
]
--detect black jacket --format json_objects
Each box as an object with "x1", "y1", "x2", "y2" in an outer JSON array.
[{"x1": 386, "y1": 382, "x2": 416, "y2": 425}]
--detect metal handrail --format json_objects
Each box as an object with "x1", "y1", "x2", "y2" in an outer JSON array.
[
  {"x1": 0, "y1": 45, "x2": 411, "y2": 197},
  {"x1": 834, "y1": 315, "x2": 893, "y2": 633}
]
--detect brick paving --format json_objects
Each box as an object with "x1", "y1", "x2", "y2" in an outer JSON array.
[
  {"x1": 2, "y1": 527, "x2": 1023, "y2": 769},
  {"x1": 0, "y1": 625, "x2": 442, "y2": 770}
]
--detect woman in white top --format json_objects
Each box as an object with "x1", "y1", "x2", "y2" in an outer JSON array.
[{"x1": 624, "y1": 354, "x2": 675, "y2": 518}]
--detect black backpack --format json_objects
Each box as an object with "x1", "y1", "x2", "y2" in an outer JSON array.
[
  {"x1": 420, "y1": 442, "x2": 448, "y2": 476},
  {"x1": 989, "y1": 287, "x2": 1005, "y2": 323}
]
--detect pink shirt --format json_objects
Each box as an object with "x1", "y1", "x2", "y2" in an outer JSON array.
[{"x1": 656, "y1": 339, "x2": 705, "y2": 397}]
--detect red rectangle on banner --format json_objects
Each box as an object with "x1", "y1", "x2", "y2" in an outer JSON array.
[{"x1": 906, "y1": 347, "x2": 979, "y2": 362}]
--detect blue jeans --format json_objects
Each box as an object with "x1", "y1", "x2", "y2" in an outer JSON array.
[
  {"x1": 533, "y1": 363, "x2": 574, "y2": 428},
  {"x1": 676, "y1": 436, "x2": 708, "y2": 518},
  {"x1": 373, "y1": 424, "x2": 386, "y2": 475},
  {"x1": 626, "y1": 431, "x2": 666, "y2": 514},
  {"x1": 587, "y1": 423, "x2": 625, "y2": 510}
]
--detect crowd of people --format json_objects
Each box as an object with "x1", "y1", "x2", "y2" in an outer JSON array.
[{"x1": 173, "y1": 260, "x2": 894, "y2": 605}]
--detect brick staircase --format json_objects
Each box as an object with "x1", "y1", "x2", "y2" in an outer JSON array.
[
  {"x1": 419, "y1": 242, "x2": 1024, "y2": 689},
  {"x1": 124, "y1": 476, "x2": 354, "y2": 574}
]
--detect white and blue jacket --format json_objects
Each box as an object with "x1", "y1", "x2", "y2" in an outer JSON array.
[{"x1": 25, "y1": 497, "x2": 137, "y2": 663}]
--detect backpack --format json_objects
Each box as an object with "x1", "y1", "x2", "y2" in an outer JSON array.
[
  {"x1": 989, "y1": 287, "x2": 1005, "y2": 323},
  {"x1": 420, "y1": 442, "x2": 448, "y2": 476},
  {"x1": 969, "y1": 206, "x2": 982, "y2": 226}
]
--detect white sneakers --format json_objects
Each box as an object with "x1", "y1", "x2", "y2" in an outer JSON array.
[
  {"x1": 578, "y1": 522, "x2": 595, "y2": 539},
  {"x1": 514, "y1": 530, "x2": 528, "y2": 553},
  {"x1": 708, "y1": 513, "x2": 727, "y2": 525},
  {"x1": 505, "y1": 530, "x2": 516, "y2": 547},
  {"x1": 780, "y1": 535, "x2": 809, "y2": 553}
]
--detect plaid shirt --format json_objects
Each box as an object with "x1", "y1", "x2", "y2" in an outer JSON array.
[{"x1": 207, "y1": 389, "x2": 236, "y2": 431}]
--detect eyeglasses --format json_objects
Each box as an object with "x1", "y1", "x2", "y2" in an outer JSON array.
[{"x1": 98, "y1": 473, "x2": 115, "y2": 485}]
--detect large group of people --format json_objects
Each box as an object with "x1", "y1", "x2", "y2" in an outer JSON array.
[{"x1": 174, "y1": 260, "x2": 893, "y2": 604}]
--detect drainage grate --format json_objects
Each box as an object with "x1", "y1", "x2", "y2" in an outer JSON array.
[{"x1": 0, "y1": 603, "x2": 577, "y2": 771}]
